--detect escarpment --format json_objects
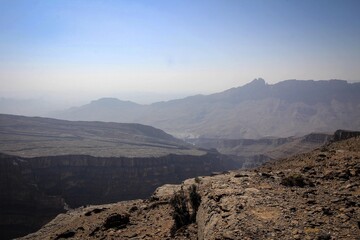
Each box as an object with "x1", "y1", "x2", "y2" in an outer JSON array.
[
  {"x1": 20, "y1": 134, "x2": 360, "y2": 240},
  {"x1": 0, "y1": 153, "x2": 65, "y2": 240},
  {"x1": 28, "y1": 152, "x2": 238, "y2": 207},
  {"x1": 0, "y1": 151, "x2": 237, "y2": 239},
  {"x1": 333, "y1": 129, "x2": 360, "y2": 142},
  {"x1": 188, "y1": 132, "x2": 332, "y2": 168}
]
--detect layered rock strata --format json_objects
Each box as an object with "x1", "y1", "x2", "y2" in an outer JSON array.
[{"x1": 1, "y1": 151, "x2": 237, "y2": 239}]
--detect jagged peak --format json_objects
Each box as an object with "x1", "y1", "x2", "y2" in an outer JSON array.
[{"x1": 248, "y1": 78, "x2": 266, "y2": 86}]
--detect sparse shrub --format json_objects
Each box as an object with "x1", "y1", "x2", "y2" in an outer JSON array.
[
  {"x1": 189, "y1": 184, "x2": 201, "y2": 221},
  {"x1": 103, "y1": 213, "x2": 129, "y2": 230},
  {"x1": 170, "y1": 185, "x2": 202, "y2": 236},
  {"x1": 170, "y1": 188, "x2": 191, "y2": 235},
  {"x1": 317, "y1": 233, "x2": 331, "y2": 240},
  {"x1": 194, "y1": 176, "x2": 201, "y2": 184},
  {"x1": 281, "y1": 174, "x2": 307, "y2": 187}
]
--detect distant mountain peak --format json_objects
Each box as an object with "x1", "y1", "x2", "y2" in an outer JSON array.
[
  {"x1": 253, "y1": 77, "x2": 266, "y2": 84},
  {"x1": 244, "y1": 78, "x2": 267, "y2": 88},
  {"x1": 90, "y1": 97, "x2": 139, "y2": 106},
  {"x1": 52, "y1": 79, "x2": 360, "y2": 139}
]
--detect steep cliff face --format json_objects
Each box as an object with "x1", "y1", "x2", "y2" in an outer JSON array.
[
  {"x1": 0, "y1": 154, "x2": 65, "y2": 240},
  {"x1": 28, "y1": 152, "x2": 238, "y2": 207},
  {"x1": 188, "y1": 133, "x2": 332, "y2": 168},
  {"x1": 333, "y1": 129, "x2": 360, "y2": 141},
  {"x1": 0, "y1": 151, "x2": 238, "y2": 239}
]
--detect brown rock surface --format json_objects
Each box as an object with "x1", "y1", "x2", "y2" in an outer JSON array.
[{"x1": 20, "y1": 137, "x2": 360, "y2": 239}]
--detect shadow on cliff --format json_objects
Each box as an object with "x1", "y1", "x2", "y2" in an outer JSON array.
[{"x1": 0, "y1": 151, "x2": 239, "y2": 239}]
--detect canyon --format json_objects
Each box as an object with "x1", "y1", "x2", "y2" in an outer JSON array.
[
  {"x1": 0, "y1": 151, "x2": 237, "y2": 240},
  {"x1": 1, "y1": 113, "x2": 359, "y2": 239},
  {"x1": 0, "y1": 114, "x2": 237, "y2": 239},
  {"x1": 19, "y1": 131, "x2": 360, "y2": 240}
]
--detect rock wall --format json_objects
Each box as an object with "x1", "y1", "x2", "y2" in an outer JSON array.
[
  {"x1": 29, "y1": 152, "x2": 238, "y2": 207},
  {"x1": 0, "y1": 151, "x2": 238, "y2": 239},
  {"x1": 188, "y1": 133, "x2": 331, "y2": 168},
  {"x1": 333, "y1": 129, "x2": 360, "y2": 141},
  {"x1": 0, "y1": 153, "x2": 65, "y2": 240}
]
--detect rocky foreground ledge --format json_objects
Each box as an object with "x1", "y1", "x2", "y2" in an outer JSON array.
[{"x1": 20, "y1": 137, "x2": 360, "y2": 240}]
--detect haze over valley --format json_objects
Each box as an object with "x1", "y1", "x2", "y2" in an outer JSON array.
[
  {"x1": 50, "y1": 78, "x2": 360, "y2": 139},
  {"x1": 1, "y1": 0, "x2": 360, "y2": 239}
]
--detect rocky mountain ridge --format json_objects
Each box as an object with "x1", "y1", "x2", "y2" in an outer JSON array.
[
  {"x1": 20, "y1": 131, "x2": 360, "y2": 239},
  {"x1": 52, "y1": 79, "x2": 360, "y2": 139}
]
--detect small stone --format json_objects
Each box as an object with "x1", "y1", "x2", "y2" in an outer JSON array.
[
  {"x1": 291, "y1": 220, "x2": 299, "y2": 226},
  {"x1": 317, "y1": 233, "x2": 331, "y2": 240},
  {"x1": 222, "y1": 231, "x2": 235, "y2": 240},
  {"x1": 306, "y1": 199, "x2": 316, "y2": 205},
  {"x1": 322, "y1": 207, "x2": 333, "y2": 216},
  {"x1": 244, "y1": 188, "x2": 260, "y2": 194},
  {"x1": 293, "y1": 234, "x2": 301, "y2": 240}
]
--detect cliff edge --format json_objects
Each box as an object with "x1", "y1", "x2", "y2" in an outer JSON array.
[{"x1": 20, "y1": 133, "x2": 360, "y2": 240}]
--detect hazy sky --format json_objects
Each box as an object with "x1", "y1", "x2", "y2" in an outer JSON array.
[{"x1": 0, "y1": 0, "x2": 360, "y2": 103}]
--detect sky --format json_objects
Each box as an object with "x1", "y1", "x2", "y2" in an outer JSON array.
[{"x1": 0, "y1": 0, "x2": 360, "y2": 104}]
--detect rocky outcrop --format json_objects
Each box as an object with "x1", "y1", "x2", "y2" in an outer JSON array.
[
  {"x1": 333, "y1": 129, "x2": 360, "y2": 142},
  {"x1": 20, "y1": 135, "x2": 360, "y2": 240}
]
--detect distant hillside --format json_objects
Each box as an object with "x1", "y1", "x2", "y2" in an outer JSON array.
[
  {"x1": 0, "y1": 114, "x2": 202, "y2": 158},
  {"x1": 188, "y1": 133, "x2": 332, "y2": 168},
  {"x1": 52, "y1": 79, "x2": 360, "y2": 139}
]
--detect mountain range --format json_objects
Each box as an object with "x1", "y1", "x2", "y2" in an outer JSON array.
[{"x1": 52, "y1": 79, "x2": 360, "y2": 139}]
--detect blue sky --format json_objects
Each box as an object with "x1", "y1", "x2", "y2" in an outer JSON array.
[{"x1": 0, "y1": 0, "x2": 359, "y2": 103}]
